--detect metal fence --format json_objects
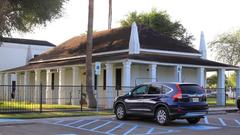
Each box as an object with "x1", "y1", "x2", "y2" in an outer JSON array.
[
  {"x1": 0, "y1": 85, "x2": 239, "y2": 113},
  {"x1": 0, "y1": 84, "x2": 133, "y2": 113}
]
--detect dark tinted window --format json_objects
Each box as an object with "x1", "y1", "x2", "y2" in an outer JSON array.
[
  {"x1": 180, "y1": 84, "x2": 204, "y2": 94},
  {"x1": 148, "y1": 86, "x2": 161, "y2": 94},
  {"x1": 162, "y1": 86, "x2": 172, "y2": 94},
  {"x1": 148, "y1": 85, "x2": 172, "y2": 94},
  {"x1": 133, "y1": 85, "x2": 148, "y2": 95},
  {"x1": 115, "y1": 68, "x2": 122, "y2": 90}
]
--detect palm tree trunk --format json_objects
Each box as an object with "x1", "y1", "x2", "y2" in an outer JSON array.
[
  {"x1": 108, "y1": 0, "x2": 112, "y2": 29},
  {"x1": 86, "y1": 0, "x2": 96, "y2": 108}
]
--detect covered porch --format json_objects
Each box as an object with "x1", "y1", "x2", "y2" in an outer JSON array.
[{"x1": 0, "y1": 56, "x2": 239, "y2": 108}]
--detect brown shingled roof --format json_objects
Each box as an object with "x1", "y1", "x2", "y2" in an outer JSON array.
[{"x1": 30, "y1": 25, "x2": 199, "y2": 62}]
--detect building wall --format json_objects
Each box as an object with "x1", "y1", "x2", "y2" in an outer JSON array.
[
  {"x1": 157, "y1": 66, "x2": 176, "y2": 82},
  {"x1": 131, "y1": 64, "x2": 149, "y2": 86},
  {"x1": 0, "y1": 42, "x2": 53, "y2": 71},
  {"x1": 182, "y1": 67, "x2": 198, "y2": 83}
]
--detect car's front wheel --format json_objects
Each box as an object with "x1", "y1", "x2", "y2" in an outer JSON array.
[
  {"x1": 155, "y1": 107, "x2": 170, "y2": 126},
  {"x1": 186, "y1": 117, "x2": 201, "y2": 124},
  {"x1": 115, "y1": 104, "x2": 127, "y2": 120}
]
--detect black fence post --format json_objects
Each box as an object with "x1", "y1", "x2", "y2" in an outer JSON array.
[
  {"x1": 80, "y1": 84, "x2": 83, "y2": 112},
  {"x1": 39, "y1": 83, "x2": 43, "y2": 113}
]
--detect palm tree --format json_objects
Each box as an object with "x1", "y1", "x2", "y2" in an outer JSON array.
[
  {"x1": 86, "y1": 0, "x2": 97, "y2": 108},
  {"x1": 108, "y1": 0, "x2": 112, "y2": 29}
]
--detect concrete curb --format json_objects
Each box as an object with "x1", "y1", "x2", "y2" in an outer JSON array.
[
  {"x1": 0, "y1": 121, "x2": 36, "y2": 126},
  {"x1": 208, "y1": 107, "x2": 238, "y2": 115}
]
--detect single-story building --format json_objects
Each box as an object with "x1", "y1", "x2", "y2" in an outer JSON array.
[
  {"x1": 0, "y1": 23, "x2": 239, "y2": 108},
  {"x1": 0, "y1": 37, "x2": 55, "y2": 71}
]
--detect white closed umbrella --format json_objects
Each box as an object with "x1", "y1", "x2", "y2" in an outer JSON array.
[{"x1": 129, "y1": 22, "x2": 140, "y2": 54}]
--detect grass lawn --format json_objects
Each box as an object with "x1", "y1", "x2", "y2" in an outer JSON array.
[
  {"x1": 207, "y1": 97, "x2": 236, "y2": 106},
  {"x1": 0, "y1": 101, "x2": 87, "y2": 110},
  {"x1": 0, "y1": 111, "x2": 114, "y2": 119},
  {"x1": 0, "y1": 101, "x2": 113, "y2": 119}
]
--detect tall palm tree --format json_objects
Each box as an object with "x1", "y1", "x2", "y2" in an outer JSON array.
[
  {"x1": 86, "y1": 0, "x2": 96, "y2": 108},
  {"x1": 108, "y1": 0, "x2": 112, "y2": 29}
]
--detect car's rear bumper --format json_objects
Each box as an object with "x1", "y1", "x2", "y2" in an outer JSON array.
[
  {"x1": 169, "y1": 104, "x2": 208, "y2": 119},
  {"x1": 177, "y1": 111, "x2": 207, "y2": 118}
]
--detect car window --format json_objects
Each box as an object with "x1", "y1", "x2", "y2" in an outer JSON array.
[
  {"x1": 133, "y1": 85, "x2": 148, "y2": 95},
  {"x1": 148, "y1": 84, "x2": 172, "y2": 95},
  {"x1": 148, "y1": 85, "x2": 161, "y2": 94},
  {"x1": 162, "y1": 86, "x2": 172, "y2": 94},
  {"x1": 179, "y1": 84, "x2": 204, "y2": 95}
]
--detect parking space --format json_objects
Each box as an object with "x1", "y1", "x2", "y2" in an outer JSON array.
[
  {"x1": 41, "y1": 113, "x2": 239, "y2": 135},
  {"x1": 1, "y1": 113, "x2": 240, "y2": 135},
  {"x1": 48, "y1": 118, "x2": 178, "y2": 135}
]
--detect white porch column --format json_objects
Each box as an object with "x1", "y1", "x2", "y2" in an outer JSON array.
[
  {"x1": 105, "y1": 63, "x2": 113, "y2": 108},
  {"x1": 58, "y1": 67, "x2": 66, "y2": 104},
  {"x1": 149, "y1": 64, "x2": 157, "y2": 82},
  {"x1": 72, "y1": 66, "x2": 80, "y2": 105},
  {"x1": 123, "y1": 61, "x2": 132, "y2": 93},
  {"x1": 34, "y1": 70, "x2": 41, "y2": 103},
  {"x1": 3, "y1": 73, "x2": 10, "y2": 100},
  {"x1": 197, "y1": 67, "x2": 205, "y2": 87},
  {"x1": 46, "y1": 69, "x2": 52, "y2": 104},
  {"x1": 174, "y1": 65, "x2": 182, "y2": 82},
  {"x1": 236, "y1": 70, "x2": 240, "y2": 102},
  {"x1": 24, "y1": 71, "x2": 30, "y2": 102},
  {"x1": 0, "y1": 73, "x2": 3, "y2": 85},
  {"x1": 217, "y1": 68, "x2": 225, "y2": 106}
]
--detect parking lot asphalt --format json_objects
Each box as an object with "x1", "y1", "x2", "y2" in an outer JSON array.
[{"x1": 0, "y1": 113, "x2": 240, "y2": 135}]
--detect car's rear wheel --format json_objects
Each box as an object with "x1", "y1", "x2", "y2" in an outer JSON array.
[
  {"x1": 115, "y1": 104, "x2": 127, "y2": 120},
  {"x1": 186, "y1": 117, "x2": 201, "y2": 124},
  {"x1": 155, "y1": 107, "x2": 170, "y2": 126}
]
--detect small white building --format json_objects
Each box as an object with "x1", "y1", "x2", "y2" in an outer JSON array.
[
  {"x1": 0, "y1": 37, "x2": 55, "y2": 71},
  {"x1": 1, "y1": 23, "x2": 240, "y2": 108}
]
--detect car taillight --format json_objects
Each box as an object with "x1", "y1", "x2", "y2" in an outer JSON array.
[{"x1": 173, "y1": 84, "x2": 182, "y2": 102}]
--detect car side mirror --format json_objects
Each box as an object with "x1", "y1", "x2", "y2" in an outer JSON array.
[{"x1": 128, "y1": 92, "x2": 132, "y2": 96}]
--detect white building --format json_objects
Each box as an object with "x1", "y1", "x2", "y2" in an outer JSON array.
[
  {"x1": 0, "y1": 37, "x2": 55, "y2": 71},
  {"x1": 1, "y1": 23, "x2": 240, "y2": 108}
]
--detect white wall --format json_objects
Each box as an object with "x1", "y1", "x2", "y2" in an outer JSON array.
[
  {"x1": 131, "y1": 64, "x2": 149, "y2": 86},
  {"x1": 131, "y1": 65, "x2": 198, "y2": 84},
  {"x1": 182, "y1": 67, "x2": 198, "y2": 83},
  {"x1": 0, "y1": 42, "x2": 53, "y2": 71},
  {"x1": 157, "y1": 66, "x2": 176, "y2": 82}
]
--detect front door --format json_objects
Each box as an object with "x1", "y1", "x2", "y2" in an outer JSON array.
[{"x1": 125, "y1": 85, "x2": 148, "y2": 112}]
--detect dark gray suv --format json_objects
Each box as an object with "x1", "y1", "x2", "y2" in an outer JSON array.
[{"x1": 113, "y1": 82, "x2": 208, "y2": 125}]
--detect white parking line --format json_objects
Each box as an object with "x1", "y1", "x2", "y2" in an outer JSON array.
[
  {"x1": 90, "y1": 121, "x2": 112, "y2": 131},
  {"x1": 123, "y1": 125, "x2": 138, "y2": 135},
  {"x1": 65, "y1": 120, "x2": 84, "y2": 126},
  {"x1": 105, "y1": 123, "x2": 124, "y2": 134},
  {"x1": 204, "y1": 116, "x2": 209, "y2": 124},
  {"x1": 234, "y1": 120, "x2": 240, "y2": 126},
  {"x1": 77, "y1": 120, "x2": 98, "y2": 128},
  {"x1": 54, "y1": 120, "x2": 64, "y2": 124},
  {"x1": 218, "y1": 118, "x2": 226, "y2": 126},
  {"x1": 145, "y1": 127, "x2": 155, "y2": 134}
]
